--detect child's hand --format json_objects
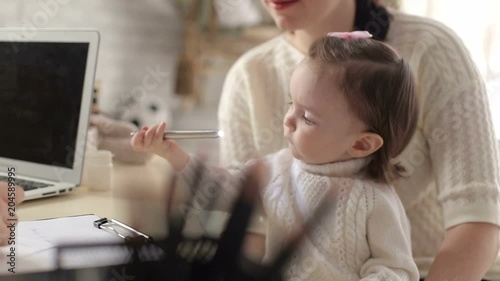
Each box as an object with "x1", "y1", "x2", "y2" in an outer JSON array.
[
  {"x1": 131, "y1": 122, "x2": 181, "y2": 163},
  {"x1": 130, "y1": 122, "x2": 190, "y2": 171}
]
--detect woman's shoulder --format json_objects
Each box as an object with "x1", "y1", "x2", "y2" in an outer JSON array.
[
  {"x1": 390, "y1": 9, "x2": 457, "y2": 37},
  {"x1": 388, "y1": 9, "x2": 469, "y2": 54},
  {"x1": 387, "y1": 9, "x2": 480, "y2": 83}
]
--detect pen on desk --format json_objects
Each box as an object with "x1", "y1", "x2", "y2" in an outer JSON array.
[{"x1": 130, "y1": 129, "x2": 224, "y2": 140}]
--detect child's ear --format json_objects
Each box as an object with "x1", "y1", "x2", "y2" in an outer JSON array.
[{"x1": 347, "y1": 132, "x2": 384, "y2": 158}]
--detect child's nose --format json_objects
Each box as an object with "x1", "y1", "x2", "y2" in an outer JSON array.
[{"x1": 283, "y1": 114, "x2": 296, "y2": 131}]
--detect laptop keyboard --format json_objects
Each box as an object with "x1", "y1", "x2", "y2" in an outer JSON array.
[{"x1": 0, "y1": 176, "x2": 53, "y2": 191}]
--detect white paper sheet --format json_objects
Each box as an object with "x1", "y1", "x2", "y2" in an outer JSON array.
[{"x1": 0, "y1": 215, "x2": 124, "y2": 275}]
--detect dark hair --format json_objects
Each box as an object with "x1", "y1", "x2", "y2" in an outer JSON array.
[
  {"x1": 308, "y1": 37, "x2": 419, "y2": 183},
  {"x1": 355, "y1": 0, "x2": 391, "y2": 41}
]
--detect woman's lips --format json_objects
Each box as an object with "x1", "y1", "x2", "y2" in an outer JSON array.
[{"x1": 269, "y1": 0, "x2": 299, "y2": 10}]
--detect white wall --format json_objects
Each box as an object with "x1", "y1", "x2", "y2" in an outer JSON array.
[{"x1": 0, "y1": 0, "x2": 183, "y2": 125}]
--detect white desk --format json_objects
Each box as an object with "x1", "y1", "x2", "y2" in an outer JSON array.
[
  {"x1": 2, "y1": 153, "x2": 226, "y2": 276},
  {"x1": 17, "y1": 155, "x2": 175, "y2": 238},
  {"x1": 0, "y1": 156, "x2": 191, "y2": 275}
]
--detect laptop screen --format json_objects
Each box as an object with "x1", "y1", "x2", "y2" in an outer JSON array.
[{"x1": 0, "y1": 42, "x2": 89, "y2": 169}]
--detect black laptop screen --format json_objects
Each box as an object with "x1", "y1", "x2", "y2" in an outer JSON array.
[{"x1": 0, "y1": 42, "x2": 89, "y2": 169}]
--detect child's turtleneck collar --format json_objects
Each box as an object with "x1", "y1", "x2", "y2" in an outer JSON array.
[{"x1": 295, "y1": 156, "x2": 372, "y2": 178}]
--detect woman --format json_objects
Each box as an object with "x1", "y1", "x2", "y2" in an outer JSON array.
[{"x1": 218, "y1": 0, "x2": 500, "y2": 280}]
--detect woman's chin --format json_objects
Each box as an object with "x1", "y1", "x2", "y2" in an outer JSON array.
[{"x1": 272, "y1": 15, "x2": 299, "y2": 31}]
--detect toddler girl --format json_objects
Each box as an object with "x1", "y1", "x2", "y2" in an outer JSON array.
[{"x1": 131, "y1": 31, "x2": 420, "y2": 281}]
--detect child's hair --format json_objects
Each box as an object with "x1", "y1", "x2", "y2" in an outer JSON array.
[{"x1": 308, "y1": 36, "x2": 419, "y2": 183}]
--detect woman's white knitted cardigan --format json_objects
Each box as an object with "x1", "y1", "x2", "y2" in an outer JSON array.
[{"x1": 217, "y1": 8, "x2": 500, "y2": 278}]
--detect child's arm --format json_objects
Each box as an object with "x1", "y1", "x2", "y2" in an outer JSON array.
[
  {"x1": 131, "y1": 121, "x2": 239, "y2": 211},
  {"x1": 131, "y1": 121, "x2": 271, "y2": 212},
  {"x1": 132, "y1": 122, "x2": 269, "y2": 261},
  {"x1": 130, "y1": 122, "x2": 189, "y2": 171},
  {"x1": 359, "y1": 186, "x2": 419, "y2": 281}
]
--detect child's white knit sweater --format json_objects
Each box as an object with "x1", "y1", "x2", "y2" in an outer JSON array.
[{"x1": 181, "y1": 149, "x2": 419, "y2": 281}]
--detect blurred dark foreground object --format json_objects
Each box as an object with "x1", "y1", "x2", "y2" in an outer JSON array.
[{"x1": 2, "y1": 159, "x2": 329, "y2": 281}]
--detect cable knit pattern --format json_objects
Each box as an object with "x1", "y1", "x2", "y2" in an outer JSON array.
[
  {"x1": 180, "y1": 149, "x2": 418, "y2": 280},
  {"x1": 217, "y1": 8, "x2": 500, "y2": 278},
  {"x1": 262, "y1": 150, "x2": 418, "y2": 281}
]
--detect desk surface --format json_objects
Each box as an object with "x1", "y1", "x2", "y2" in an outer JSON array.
[{"x1": 17, "y1": 155, "x2": 174, "y2": 237}]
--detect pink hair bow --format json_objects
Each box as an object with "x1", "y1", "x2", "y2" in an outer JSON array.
[{"x1": 327, "y1": 31, "x2": 373, "y2": 39}]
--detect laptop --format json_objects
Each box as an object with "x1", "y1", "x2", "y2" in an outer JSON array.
[{"x1": 0, "y1": 29, "x2": 100, "y2": 200}]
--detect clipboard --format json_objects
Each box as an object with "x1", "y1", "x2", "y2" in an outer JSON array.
[
  {"x1": 0, "y1": 214, "x2": 161, "y2": 275},
  {"x1": 52, "y1": 215, "x2": 164, "y2": 272},
  {"x1": 93, "y1": 217, "x2": 153, "y2": 244}
]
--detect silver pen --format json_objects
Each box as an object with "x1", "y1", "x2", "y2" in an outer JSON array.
[{"x1": 130, "y1": 129, "x2": 223, "y2": 139}]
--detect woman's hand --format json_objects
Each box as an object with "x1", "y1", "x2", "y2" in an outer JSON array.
[
  {"x1": 0, "y1": 182, "x2": 25, "y2": 246},
  {"x1": 130, "y1": 122, "x2": 189, "y2": 171}
]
